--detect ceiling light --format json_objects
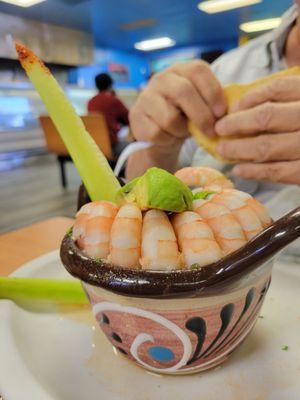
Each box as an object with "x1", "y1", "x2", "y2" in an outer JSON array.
[
  {"x1": 134, "y1": 37, "x2": 175, "y2": 51},
  {"x1": 198, "y1": 0, "x2": 261, "y2": 14},
  {"x1": 0, "y1": 0, "x2": 45, "y2": 7},
  {"x1": 240, "y1": 17, "x2": 282, "y2": 33}
]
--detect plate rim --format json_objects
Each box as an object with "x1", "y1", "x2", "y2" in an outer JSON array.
[
  {"x1": 10, "y1": 249, "x2": 60, "y2": 278},
  {"x1": 0, "y1": 250, "x2": 65, "y2": 400}
]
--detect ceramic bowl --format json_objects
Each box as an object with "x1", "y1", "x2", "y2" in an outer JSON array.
[
  {"x1": 81, "y1": 264, "x2": 271, "y2": 375},
  {"x1": 61, "y1": 206, "x2": 300, "y2": 375}
]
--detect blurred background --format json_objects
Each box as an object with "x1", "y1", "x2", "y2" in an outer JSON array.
[{"x1": 0, "y1": 0, "x2": 293, "y2": 233}]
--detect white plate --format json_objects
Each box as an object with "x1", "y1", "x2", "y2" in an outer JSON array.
[{"x1": 0, "y1": 252, "x2": 300, "y2": 400}]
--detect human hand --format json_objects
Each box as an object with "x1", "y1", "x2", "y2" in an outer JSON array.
[
  {"x1": 129, "y1": 61, "x2": 227, "y2": 150},
  {"x1": 215, "y1": 76, "x2": 300, "y2": 185}
]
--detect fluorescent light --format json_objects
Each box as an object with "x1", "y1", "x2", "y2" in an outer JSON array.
[
  {"x1": 135, "y1": 37, "x2": 176, "y2": 51},
  {"x1": 0, "y1": 0, "x2": 45, "y2": 7},
  {"x1": 198, "y1": 0, "x2": 261, "y2": 14},
  {"x1": 240, "y1": 17, "x2": 282, "y2": 32}
]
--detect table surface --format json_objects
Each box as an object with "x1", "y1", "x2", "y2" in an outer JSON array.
[{"x1": 0, "y1": 217, "x2": 73, "y2": 277}]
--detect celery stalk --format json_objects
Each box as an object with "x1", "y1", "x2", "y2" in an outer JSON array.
[
  {"x1": 15, "y1": 43, "x2": 121, "y2": 202},
  {"x1": 0, "y1": 277, "x2": 88, "y2": 305}
]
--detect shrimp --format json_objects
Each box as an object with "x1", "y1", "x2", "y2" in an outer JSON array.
[
  {"x1": 211, "y1": 191, "x2": 264, "y2": 240},
  {"x1": 73, "y1": 201, "x2": 118, "y2": 259},
  {"x1": 192, "y1": 187, "x2": 217, "y2": 209},
  {"x1": 172, "y1": 212, "x2": 223, "y2": 267},
  {"x1": 73, "y1": 201, "x2": 110, "y2": 241},
  {"x1": 193, "y1": 199, "x2": 247, "y2": 255},
  {"x1": 175, "y1": 167, "x2": 233, "y2": 189},
  {"x1": 72, "y1": 213, "x2": 89, "y2": 241},
  {"x1": 109, "y1": 204, "x2": 142, "y2": 269},
  {"x1": 140, "y1": 209, "x2": 181, "y2": 270},
  {"x1": 224, "y1": 189, "x2": 272, "y2": 228}
]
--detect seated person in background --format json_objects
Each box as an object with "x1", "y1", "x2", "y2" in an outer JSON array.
[{"x1": 88, "y1": 73, "x2": 130, "y2": 157}]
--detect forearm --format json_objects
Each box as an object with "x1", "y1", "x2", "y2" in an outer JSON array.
[{"x1": 126, "y1": 143, "x2": 182, "y2": 180}]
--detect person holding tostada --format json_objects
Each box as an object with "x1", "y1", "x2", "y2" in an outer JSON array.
[{"x1": 127, "y1": 2, "x2": 300, "y2": 257}]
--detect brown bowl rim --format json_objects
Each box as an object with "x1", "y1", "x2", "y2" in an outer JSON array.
[{"x1": 60, "y1": 230, "x2": 275, "y2": 299}]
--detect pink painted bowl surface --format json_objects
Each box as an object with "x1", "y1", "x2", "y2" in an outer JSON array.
[{"x1": 81, "y1": 261, "x2": 272, "y2": 375}]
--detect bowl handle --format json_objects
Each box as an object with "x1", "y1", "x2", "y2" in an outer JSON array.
[
  {"x1": 212, "y1": 206, "x2": 300, "y2": 285},
  {"x1": 246, "y1": 206, "x2": 300, "y2": 258}
]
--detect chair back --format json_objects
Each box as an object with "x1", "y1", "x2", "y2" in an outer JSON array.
[{"x1": 39, "y1": 114, "x2": 113, "y2": 160}]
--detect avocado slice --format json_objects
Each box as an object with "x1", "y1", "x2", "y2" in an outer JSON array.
[{"x1": 118, "y1": 167, "x2": 193, "y2": 213}]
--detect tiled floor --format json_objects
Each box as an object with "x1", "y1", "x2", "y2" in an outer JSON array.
[{"x1": 0, "y1": 154, "x2": 81, "y2": 234}]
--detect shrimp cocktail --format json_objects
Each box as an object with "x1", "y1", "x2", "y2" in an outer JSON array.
[{"x1": 17, "y1": 44, "x2": 300, "y2": 375}]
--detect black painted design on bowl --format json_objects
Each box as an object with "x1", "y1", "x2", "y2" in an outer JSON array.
[
  {"x1": 203, "y1": 287, "x2": 256, "y2": 359},
  {"x1": 215, "y1": 280, "x2": 270, "y2": 355},
  {"x1": 185, "y1": 317, "x2": 206, "y2": 365},
  {"x1": 111, "y1": 332, "x2": 122, "y2": 343},
  {"x1": 116, "y1": 346, "x2": 127, "y2": 355},
  {"x1": 183, "y1": 281, "x2": 269, "y2": 367},
  {"x1": 200, "y1": 303, "x2": 235, "y2": 359},
  {"x1": 100, "y1": 313, "x2": 110, "y2": 325}
]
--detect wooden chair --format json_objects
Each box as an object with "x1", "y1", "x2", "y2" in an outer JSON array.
[{"x1": 39, "y1": 114, "x2": 114, "y2": 188}]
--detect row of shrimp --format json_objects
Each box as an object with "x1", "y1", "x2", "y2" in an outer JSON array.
[{"x1": 73, "y1": 167, "x2": 271, "y2": 270}]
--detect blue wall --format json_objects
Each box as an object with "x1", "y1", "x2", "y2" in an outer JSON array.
[
  {"x1": 69, "y1": 48, "x2": 150, "y2": 89},
  {"x1": 69, "y1": 38, "x2": 238, "y2": 89}
]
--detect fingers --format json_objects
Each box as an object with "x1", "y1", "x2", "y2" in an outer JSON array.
[
  {"x1": 151, "y1": 71, "x2": 216, "y2": 136},
  {"x1": 232, "y1": 160, "x2": 300, "y2": 185},
  {"x1": 214, "y1": 75, "x2": 300, "y2": 186},
  {"x1": 129, "y1": 106, "x2": 182, "y2": 147},
  {"x1": 171, "y1": 61, "x2": 227, "y2": 117},
  {"x1": 217, "y1": 132, "x2": 300, "y2": 162},
  {"x1": 232, "y1": 76, "x2": 300, "y2": 112},
  {"x1": 137, "y1": 89, "x2": 187, "y2": 139},
  {"x1": 216, "y1": 102, "x2": 300, "y2": 137},
  {"x1": 129, "y1": 60, "x2": 225, "y2": 145}
]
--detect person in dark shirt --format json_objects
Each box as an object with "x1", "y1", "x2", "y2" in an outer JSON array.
[{"x1": 87, "y1": 73, "x2": 130, "y2": 157}]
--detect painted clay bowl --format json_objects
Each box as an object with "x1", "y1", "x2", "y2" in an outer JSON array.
[{"x1": 61, "y1": 204, "x2": 300, "y2": 375}]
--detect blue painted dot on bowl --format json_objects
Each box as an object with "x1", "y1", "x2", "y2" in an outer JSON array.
[{"x1": 148, "y1": 346, "x2": 174, "y2": 362}]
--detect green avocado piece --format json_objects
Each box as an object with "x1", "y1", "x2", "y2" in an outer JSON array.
[{"x1": 117, "y1": 167, "x2": 193, "y2": 212}]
